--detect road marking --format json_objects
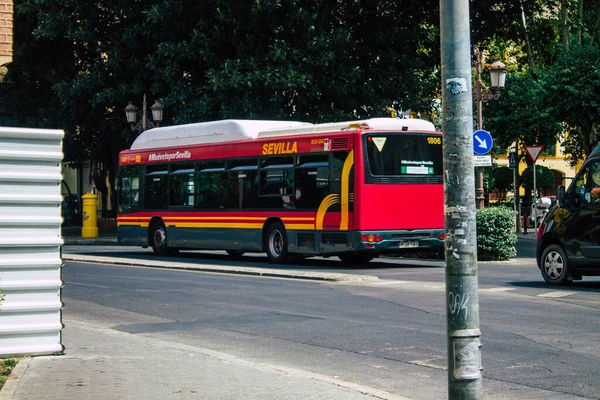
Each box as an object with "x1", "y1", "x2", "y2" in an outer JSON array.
[
  {"x1": 367, "y1": 280, "x2": 445, "y2": 290},
  {"x1": 480, "y1": 287, "x2": 516, "y2": 293},
  {"x1": 369, "y1": 280, "x2": 412, "y2": 285},
  {"x1": 537, "y1": 291, "x2": 576, "y2": 298}
]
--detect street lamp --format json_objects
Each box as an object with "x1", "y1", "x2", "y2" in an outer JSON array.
[
  {"x1": 125, "y1": 94, "x2": 164, "y2": 132},
  {"x1": 474, "y1": 48, "x2": 507, "y2": 209}
]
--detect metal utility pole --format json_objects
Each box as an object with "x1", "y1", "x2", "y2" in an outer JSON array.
[
  {"x1": 440, "y1": 0, "x2": 483, "y2": 398},
  {"x1": 475, "y1": 48, "x2": 486, "y2": 210}
]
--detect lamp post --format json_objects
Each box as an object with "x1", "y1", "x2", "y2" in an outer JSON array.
[
  {"x1": 474, "y1": 48, "x2": 507, "y2": 209},
  {"x1": 125, "y1": 94, "x2": 164, "y2": 132}
]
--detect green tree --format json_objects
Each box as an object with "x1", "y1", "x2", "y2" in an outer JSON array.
[
  {"x1": 545, "y1": 45, "x2": 600, "y2": 161},
  {"x1": 0, "y1": 0, "x2": 445, "y2": 215},
  {"x1": 485, "y1": 165, "x2": 513, "y2": 200},
  {"x1": 485, "y1": 72, "x2": 563, "y2": 168},
  {"x1": 520, "y1": 164, "x2": 555, "y2": 196}
]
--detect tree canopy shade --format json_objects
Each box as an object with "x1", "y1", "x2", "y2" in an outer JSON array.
[
  {"x1": 520, "y1": 164, "x2": 555, "y2": 194},
  {"x1": 0, "y1": 0, "x2": 547, "y2": 164},
  {"x1": 0, "y1": 0, "x2": 447, "y2": 215},
  {"x1": 2, "y1": 0, "x2": 599, "y2": 219},
  {"x1": 544, "y1": 45, "x2": 600, "y2": 162},
  {"x1": 488, "y1": 165, "x2": 513, "y2": 194},
  {"x1": 483, "y1": 72, "x2": 563, "y2": 166}
]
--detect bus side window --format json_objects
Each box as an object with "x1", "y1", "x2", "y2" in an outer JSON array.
[
  {"x1": 169, "y1": 163, "x2": 195, "y2": 207},
  {"x1": 295, "y1": 154, "x2": 329, "y2": 210},
  {"x1": 117, "y1": 166, "x2": 141, "y2": 212},
  {"x1": 228, "y1": 158, "x2": 259, "y2": 209},
  {"x1": 196, "y1": 161, "x2": 226, "y2": 209},
  {"x1": 259, "y1": 156, "x2": 294, "y2": 209},
  {"x1": 144, "y1": 165, "x2": 168, "y2": 210}
]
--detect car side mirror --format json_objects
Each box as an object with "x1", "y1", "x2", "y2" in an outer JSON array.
[{"x1": 557, "y1": 185, "x2": 566, "y2": 207}]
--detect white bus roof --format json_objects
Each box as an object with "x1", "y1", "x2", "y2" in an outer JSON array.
[{"x1": 129, "y1": 118, "x2": 436, "y2": 150}]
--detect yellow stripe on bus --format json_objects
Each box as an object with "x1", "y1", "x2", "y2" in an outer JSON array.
[
  {"x1": 340, "y1": 150, "x2": 354, "y2": 230},
  {"x1": 119, "y1": 216, "x2": 315, "y2": 222},
  {"x1": 284, "y1": 224, "x2": 315, "y2": 230},
  {"x1": 172, "y1": 222, "x2": 264, "y2": 229},
  {"x1": 118, "y1": 222, "x2": 316, "y2": 230}
]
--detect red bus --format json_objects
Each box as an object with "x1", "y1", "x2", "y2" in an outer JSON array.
[{"x1": 116, "y1": 118, "x2": 444, "y2": 264}]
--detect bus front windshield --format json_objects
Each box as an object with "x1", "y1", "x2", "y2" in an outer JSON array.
[{"x1": 364, "y1": 132, "x2": 443, "y2": 183}]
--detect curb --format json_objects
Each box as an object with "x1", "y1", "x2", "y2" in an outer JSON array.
[
  {"x1": 61, "y1": 254, "x2": 379, "y2": 283},
  {"x1": 0, "y1": 357, "x2": 29, "y2": 400},
  {"x1": 63, "y1": 238, "x2": 118, "y2": 246}
]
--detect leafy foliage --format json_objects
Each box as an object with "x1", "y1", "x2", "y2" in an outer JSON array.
[
  {"x1": 520, "y1": 165, "x2": 555, "y2": 194},
  {"x1": 485, "y1": 165, "x2": 513, "y2": 195},
  {"x1": 485, "y1": 72, "x2": 563, "y2": 165},
  {"x1": 476, "y1": 207, "x2": 517, "y2": 261},
  {"x1": 0, "y1": 0, "x2": 448, "y2": 215},
  {"x1": 0, "y1": 358, "x2": 18, "y2": 390},
  {"x1": 544, "y1": 45, "x2": 600, "y2": 160}
]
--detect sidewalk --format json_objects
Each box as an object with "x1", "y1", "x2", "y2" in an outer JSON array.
[
  {"x1": 62, "y1": 225, "x2": 118, "y2": 245},
  {"x1": 1, "y1": 320, "x2": 406, "y2": 400}
]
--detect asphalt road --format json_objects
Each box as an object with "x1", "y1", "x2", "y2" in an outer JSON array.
[{"x1": 61, "y1": 239, "x2": 600, "y2": 399}]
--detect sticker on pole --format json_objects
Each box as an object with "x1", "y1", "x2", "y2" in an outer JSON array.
[
  {"x1": 525, "y1": 145, "x2": 544, "y2": 163},
  {"x1": 372, "y1": 137, "x2": 387, "y2": 152}
]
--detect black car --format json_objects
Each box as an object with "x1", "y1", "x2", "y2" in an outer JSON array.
[{"x1": 537, "y1": 144, "x2": 600, "y2": 285}]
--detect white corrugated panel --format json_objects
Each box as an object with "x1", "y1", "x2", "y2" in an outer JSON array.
[{"x1": 0, "y1": 127, "x2": 65, "y2": 357}]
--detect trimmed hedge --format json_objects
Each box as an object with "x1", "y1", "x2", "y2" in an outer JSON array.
[{"x1": 476, "y1": 207, "x2": 517, "y2": 261}]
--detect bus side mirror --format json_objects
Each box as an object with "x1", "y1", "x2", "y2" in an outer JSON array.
[{"x1": 557, "y1": 185, "x2": 566, "y2": 207}]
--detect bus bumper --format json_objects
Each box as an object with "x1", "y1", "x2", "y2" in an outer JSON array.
[{"x1": 350, "y1": 229, "x2": 445, "y2": 253}]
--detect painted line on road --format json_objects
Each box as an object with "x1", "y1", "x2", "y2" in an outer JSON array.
[
  {"x1": 537, "y1": 291, "x2": 576, "y2": 298},
  {"x1": 362, "y1": 280, "x2": 445, "y2": 290},
  {"x1": 479, "y1": 287, "x2": 516, "y2": 293}
]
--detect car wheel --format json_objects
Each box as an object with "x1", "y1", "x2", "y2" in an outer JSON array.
[
  {"x1": 338, "y1": 253, "x2": 374, "y2": 265},
  {"x1": 540, "y1": 244, "x2": 572, "y2": 285},
  {"x1": 265, "y1": 222, "x2": 288, "y2": 263},
  {"x1": 150, "y1": 221, "x2": 169, "y2": 256}
]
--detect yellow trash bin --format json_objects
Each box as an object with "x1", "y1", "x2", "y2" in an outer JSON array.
[{"x1": 81, "y1": 193, "x2": 99, "y2": 238}]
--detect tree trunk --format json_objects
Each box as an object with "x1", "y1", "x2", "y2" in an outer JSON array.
[
  {"x1": 561, "y1": 0, "x2": 570, "y2": 49},
  {"x1": 519, "y1": 1, "x2": 536, "y2": 73},
  {"x1": 590, "y1": 3, "x2": 600, "y2": 45},
  {"x1": 578, "y1": 0, "x2": 583, "y2": 45}
]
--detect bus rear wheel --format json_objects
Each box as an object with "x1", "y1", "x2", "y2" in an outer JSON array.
[
  {"x1": 150, "y1": 221, "x2": 169, "y2": 256},
  {"x1": 265, "y1": 222, "x2": 289, "y2": 263},
  {"x1": 338, "y1": 253, "x2": 374, "y2": 265}
]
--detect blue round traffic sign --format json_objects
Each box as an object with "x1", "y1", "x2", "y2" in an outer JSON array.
[{"x1": 473, "y1": 130, "x2": 493, "y2": 155}]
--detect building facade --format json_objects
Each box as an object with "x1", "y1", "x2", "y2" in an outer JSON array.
[{"x1": 0, "y1": 0, "x2": 12, "y2": 81}]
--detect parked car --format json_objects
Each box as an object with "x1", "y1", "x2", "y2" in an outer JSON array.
[
  {"x1": 530, "y1": 196, "x2": 555, "y2": 227},
  {"x1": 536, "y1": 146, "x2": 600, "y2": 285}
]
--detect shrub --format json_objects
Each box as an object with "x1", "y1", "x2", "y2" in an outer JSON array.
[
  {"x1": 476, "y1": 206, "x2": 517, "y2": 261},
  {"x1": 0, "y1": 358, "x2": 18, "y2": 390}
]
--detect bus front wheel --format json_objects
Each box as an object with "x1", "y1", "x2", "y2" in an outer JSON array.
[
  {"x1": 265, "y1": 222, "x2": 289, "y2": 263},
  {"x1": 150, "y1": 221, "x2": 169, "y2": 256}
]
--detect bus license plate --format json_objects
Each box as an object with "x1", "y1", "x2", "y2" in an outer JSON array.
[{"x1": 400, "y1": 241, "x2": 418, "y2": 248}]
